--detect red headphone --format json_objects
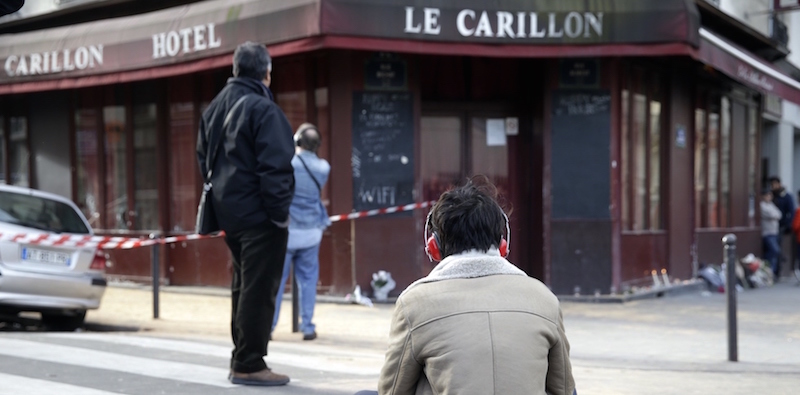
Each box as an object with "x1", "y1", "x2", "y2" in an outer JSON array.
[{"x1": 424, "y1": 209, "x2": 510, "y2": 262}]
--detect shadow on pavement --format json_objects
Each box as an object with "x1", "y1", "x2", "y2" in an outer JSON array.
[{"x1": 0, "y1": 313, "x2": 140, "y2": 333}]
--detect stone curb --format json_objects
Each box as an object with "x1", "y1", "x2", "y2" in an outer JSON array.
[
  {"x1": 109, "y1": 279, "x2": 706, "y2": 306},
  {"x1": 557, "y1": 280, "x2": 707, "y2": 303},
  {"x1": 107, "y1": 281, "x2": 398, "y2": 305}
]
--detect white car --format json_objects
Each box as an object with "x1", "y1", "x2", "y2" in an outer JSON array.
[{"x1": 0, "y1": 184, "x2": 106, "y2": 330}]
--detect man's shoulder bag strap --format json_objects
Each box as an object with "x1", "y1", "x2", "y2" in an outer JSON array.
[
  {"x1": 297, "y1": 155, "x2": 322, "y2": 195},
  {"x1": 204, "y1": 94, "x2": 251, "y2": 181}
]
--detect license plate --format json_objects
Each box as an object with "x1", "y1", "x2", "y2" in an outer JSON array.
[{"x1": 21, "y1": 247, "x2": 71, "y2": 266}]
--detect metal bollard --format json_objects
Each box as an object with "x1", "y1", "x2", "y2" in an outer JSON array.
[
  {"x1": 149, "y1": 233, "x2": 160, "y2": 320},
  {"x1": 722, "y1": 233, "x2": 737, "y2": 362}
]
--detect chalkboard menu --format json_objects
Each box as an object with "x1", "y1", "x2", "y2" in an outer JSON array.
[
  {"x1": 551, "y1": 90, "x2": 611, "y2": 219},
  {"x1": 352, "y1": 92, "x2": 414, "y2": 212}
]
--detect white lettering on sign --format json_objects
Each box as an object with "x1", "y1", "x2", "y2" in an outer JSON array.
[
  {"x1": 358, "y1": 185, "x2": 396, "y2": 206},
  {"x1": 152, "y1": 23, "x2": 221, "y2": 59},
  {"x1": 404, "y1": 7, "x2": 441, "y2": 34},
  {"x1": 737, "y1": 65, "x2": 774, "y2": 91},
  {"x1": 4, "y1": 45, "x2": 103, "y2": 77},
  {"x1": 408, "y1": 7, "x2": 603, "y2": 39}
]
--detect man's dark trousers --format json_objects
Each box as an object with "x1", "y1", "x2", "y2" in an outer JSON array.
[{"x1": 225, "y1": 222, "x2": 288, "y2": 373}]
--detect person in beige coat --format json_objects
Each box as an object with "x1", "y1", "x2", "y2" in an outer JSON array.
[{"x1": 361, "y1": 177, "x2": 575, "y2": 395}]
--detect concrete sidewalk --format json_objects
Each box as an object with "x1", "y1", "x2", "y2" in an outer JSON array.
[
  {"x1": 87, "y1": 282, "x2": 395, "y2": 350},
  {"x1": 86, "y1": 278, "x2": 800, "y2": 394}
]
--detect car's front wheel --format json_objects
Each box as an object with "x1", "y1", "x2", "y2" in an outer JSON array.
[{"x1": 41, "y1": 310, "x2": 86, "y2": 331}]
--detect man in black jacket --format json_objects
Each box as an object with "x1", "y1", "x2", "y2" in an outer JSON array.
[{"x1": 197, "y1": 41, "x2": 295, "y2": 386}]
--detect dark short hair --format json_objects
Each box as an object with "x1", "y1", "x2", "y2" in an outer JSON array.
[
  {"x1": 768, "y1": 176, "x2": 781, "y2": 184},
  {"x1": 295, "y1": 123, "x2": 321, "y2": 152},
  {"x1": 232, "y1": 41, "x2": 271, "y2": 80},
  {"x1": 429, "y1": 176, "x2": 507, "y2": 257}
]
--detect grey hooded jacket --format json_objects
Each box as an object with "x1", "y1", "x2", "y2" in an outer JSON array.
[{"x1": 378, "y1": 251, "x2": 575, "y2": 395}]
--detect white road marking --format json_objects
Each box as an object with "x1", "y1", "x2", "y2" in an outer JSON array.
[
  {"x1": 0, "y1": 372, "x2": 122, "y2": 395},
  {"x1": 0, "y1": 337, "x2": 236, "y2": 388},
  {"x1": 45, "y1": 333, "x2": 383, "y2": 376}
]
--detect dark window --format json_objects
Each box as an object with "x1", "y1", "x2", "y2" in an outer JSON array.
[
  {"x1": 0, "y1": 191, "x2": 89, "y2": 234},
  {"x1": 0, "y1": 116, "x2": 5, "y2": 184},
  {"x1": 75, "y1": 107, "x2": 102, "y2": 227},
  {"x1": 694, "y1": 91, "x2": 758, "y2": 229},
  {"x1": 620, "y1": 66, "x2": 664, "y2": 231},
  {"x1": 420, "y1": 114, "x2": 509, "y2": 202},
  {"x1": 73, "y1": 84, "x2": 160, "y2": 232},
  {"x1": 9, "y1": 116, "x2": 30, "y2": 187}
]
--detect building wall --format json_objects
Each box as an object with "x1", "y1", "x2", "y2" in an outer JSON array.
[
  {"x1": 718, "y1": 0, "x2": 772, "y2": 35},
  {"x1": 787, "y1": 10, "x2": 800, "y2": 66},
  {"x1": 786, "y1": 99, "x2": 800, "y2": 195},
  {"x1": 794, "y1": 132, "x2": 800, "y2": 196},
  {"x1": 762, "y1": 119, "x2": 796, "y2": 192}
]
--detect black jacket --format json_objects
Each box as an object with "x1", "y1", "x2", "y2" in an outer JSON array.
[
  {"x1": 197, "y1": 77, "x2": 295, "y2": 233},
  {"x1": 0, "y1": 0, "x2": 23, "y2": 17},
  {"x1": 773, "y1": 188, "x2": 796, "y2": 232}
]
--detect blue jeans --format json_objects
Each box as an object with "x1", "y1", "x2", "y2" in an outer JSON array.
[
  {"x1": 763, "y1": 234, "x2": 781, "y2": 277},
  {"x1": 272, "y1": 243, "x2": 320, "y2": 335}
]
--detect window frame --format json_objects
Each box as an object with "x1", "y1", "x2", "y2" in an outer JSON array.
[
  {"x1": 693, "y1": 87, "x2": 759, "y2": 229},
  {"x1": 620, "y1": 65, "x2": 666, "y2": 233}
]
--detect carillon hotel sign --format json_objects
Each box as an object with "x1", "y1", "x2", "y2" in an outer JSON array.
[
  {"x1": 0, "y1": 0, "x2": 701, "y2": 84},
  {"x1": 4, "y1": 23, "x2": 222, "y2": 78},
  {"x1": 4, "y1": 45, "x2": 104, "y2": 77}
]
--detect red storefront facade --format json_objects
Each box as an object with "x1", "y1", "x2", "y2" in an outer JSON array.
[{"x1": 1, "y1": 0, "x2": 798, "y2": 296}]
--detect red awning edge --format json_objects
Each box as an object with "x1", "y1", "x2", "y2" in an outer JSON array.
[
  {"x1": 695, "y1": 28, "x2": 800, "y2": 104},
  {"x1": 0, "y1": 36, "x2": 697, "y2": 95}
]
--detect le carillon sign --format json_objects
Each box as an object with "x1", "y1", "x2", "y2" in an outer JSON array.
[
  {"x1": 0, "y1": 0, "x2": 698, "y2": 83},
  {"x1": 322, "y1": 0, "x2": 698, "y2": 45}
]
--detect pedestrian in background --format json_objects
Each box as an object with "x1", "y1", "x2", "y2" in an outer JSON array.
[
  {"x1": 272, "y1": 123, "x2": 331, "y2": 341},
  {"x1": 770, "y1": 176, "x2": 795, "y2": 235},
  {"x1": 791, "y1": 190, "x2": 800, "y2": 278},
  {"x1": 196, "y1": 41, "x2": 295, "y2": 386},
  {"x1": 358, "y1": 176, "x2": 575, "y2": 395},
  {"x1": 761, "y1": 188, "x2": 783, "y2": 281},
  {"x1": 770, "y1": 176, "x2": 795, "y2": 278}
]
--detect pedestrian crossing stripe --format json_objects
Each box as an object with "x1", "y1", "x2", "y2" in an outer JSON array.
[
  {"x1": 0, "y1": 333, "x2": 384, "y2": 393},
  {"x1": 45, "y1": 332, "x2": 384, "y2": 376},
  {"x1": 0, "y1": 337, "x2": 237, "y2": 388},
  {"x1": 0, "y1": 372, "x2": 119, "y2": 395}
]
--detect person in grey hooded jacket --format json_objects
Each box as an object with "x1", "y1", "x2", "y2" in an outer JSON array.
[{"x1": 359, "y1": 176, "x2": 575, "y2": 395}]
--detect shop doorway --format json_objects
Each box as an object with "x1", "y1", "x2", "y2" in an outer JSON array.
[
  {"x1": 421, "y1": 113, "x2": 510, "y2": 202},
  {"x1": 420, "y1": 109, "x2": 539, "y2": 275}
]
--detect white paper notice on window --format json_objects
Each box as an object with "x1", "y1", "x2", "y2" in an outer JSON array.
[{"x1": 486, "y1": 119, "x2": 506, "y2": 146}]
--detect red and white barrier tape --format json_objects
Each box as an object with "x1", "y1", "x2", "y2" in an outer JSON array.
[
  {"x1": 328, "y1": 200, "x2": 435, "y2": 223},
  {"x1": 0, "y1": 201, "x2": 436, "y2": 249},
  {"x1": 0, "y1": 233, "x2": 219, "y2": 250}
]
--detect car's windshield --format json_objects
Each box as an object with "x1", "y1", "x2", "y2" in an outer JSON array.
[{"x1": 0, "y1": 191, "x2": 90, "y2": 234}]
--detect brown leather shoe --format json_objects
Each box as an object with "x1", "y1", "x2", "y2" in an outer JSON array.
[{"x1": 230, "y1": 368, "x2": 290, "y2": 386}]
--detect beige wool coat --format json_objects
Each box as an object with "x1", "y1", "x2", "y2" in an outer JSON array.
[{"x1": 378, "y1": 251, "x2": 575, "y2": 395}]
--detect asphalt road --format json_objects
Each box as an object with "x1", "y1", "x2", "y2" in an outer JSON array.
[{"x1": 0, "y1": 279, "x2": 798, "y2": 394}]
